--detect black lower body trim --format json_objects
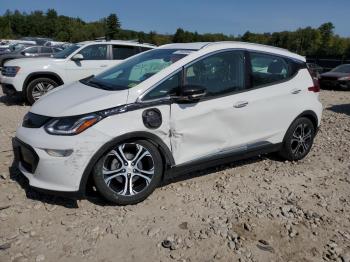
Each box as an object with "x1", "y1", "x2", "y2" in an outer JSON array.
[
  {"x1": 30, "y1": 186, "x2": 84, "y2": 199},
  {"x1": 166, "y1": 142, "x2": 282, "y2": 178},
  {"x1": 12, "y1": 138, "x2": 39, "y2": 174}
]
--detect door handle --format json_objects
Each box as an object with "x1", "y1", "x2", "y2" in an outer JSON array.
[
  {"x1": 291, "y1": 89, "x2": 302, "y2": 94},
  {"x1": 100, "y1": 65, "x2": 108, "y2": 68},
  {"x1": 234, "y1": 101, "x2": 249, "y2": 108}
]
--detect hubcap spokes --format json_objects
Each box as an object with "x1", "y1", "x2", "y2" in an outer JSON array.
[
  {"x1": 32, "y1": 82, "x2": 55, "y2": 101},
  {"x1": 102, "y1": 143, "x2": 154, "y2": 196},
  {"x1": 291, "y1": 123, "x2": 312, "y2": 157}
]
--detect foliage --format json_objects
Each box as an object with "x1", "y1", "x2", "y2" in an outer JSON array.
[{"x1": 0, "y1": 9, "x2": 349, "y2": 57}]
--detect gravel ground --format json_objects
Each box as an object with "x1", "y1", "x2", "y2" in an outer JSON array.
[{"x1": 0, "y1": 88, "x2": 349, "y2": 262}]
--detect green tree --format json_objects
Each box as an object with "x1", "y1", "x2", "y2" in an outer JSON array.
[
  {"x1": 173, "y1": 28, "x2": 185, "y2": 42},
  {"x1": 317, "y1": 22, "x2": 335, "y2": 55},
  {"x1": 105, "y1": 13, "x2": 121, "y2": 40}
]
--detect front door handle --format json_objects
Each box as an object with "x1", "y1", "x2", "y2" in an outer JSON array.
[
  {"x1": 100, "y1": 65, "x2": 108, "y2": 68},
  {"x1": 234, "y1": 101, "x2": 249, "y2": 108},
  {"x1": 291, "y1": 89, "x2": 302, "y2": 94}
]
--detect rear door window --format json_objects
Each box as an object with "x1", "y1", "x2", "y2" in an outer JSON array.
[
  {"x1": 249, "y1": 52, "x2": 290, "y2": 87},
  {"x1": 112, "y1": 45, "x2": 139, "y2": 60}
]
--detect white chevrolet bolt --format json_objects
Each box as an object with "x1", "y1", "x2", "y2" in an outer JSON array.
[{"x1": 13, "y1": 42, "x2": 322, "y2": 205}]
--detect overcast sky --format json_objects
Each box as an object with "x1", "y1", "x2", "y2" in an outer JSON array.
[{"x1": 1, "y1": 0, "x2": 349, "y2": 36}]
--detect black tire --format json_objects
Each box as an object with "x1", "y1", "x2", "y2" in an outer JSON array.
[
  {"x1": 26, "y1": 78, "x2": 58, "y2": 105},
  {"x1": 93, "y1": 140, "x2": 163, "y2": 205},
  {"x1": 279, "y1": 117, "x2": 316, "y2": 161}
]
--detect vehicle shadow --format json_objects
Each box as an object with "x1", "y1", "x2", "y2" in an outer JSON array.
[
  {"x1": 327, "y1": 103, "x2": 350, "y2": 116},
  {"x1": 9, "y1": 162, "x2": 79, "y2": 208},
  {"x1": 0, "y1": 94, "x2": 26, "y2": 106}
]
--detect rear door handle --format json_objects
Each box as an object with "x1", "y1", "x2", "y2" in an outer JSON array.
[
  {"x1": 234, "y1": 101, "x2": 249, "y2": 108},
  {"x1": 291, "y1": 89, "x2": 302, "y2": 94},
  {"x1": 100, "y1": 65, "x2": 108, "y2": 68}
]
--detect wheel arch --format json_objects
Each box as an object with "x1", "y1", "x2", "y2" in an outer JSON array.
[
  {"x1": 23, "y1": 72, "x2": 64, "y2": 92},
  {"x1": 282, "y1": 110, "x2": 319, "y2": 143},
  {"x1": 79, "y1": 131, "x2": 175, "y2": 195},
  {"x1": 296, "y1": 110, "x2": 319, "y2": 130}
]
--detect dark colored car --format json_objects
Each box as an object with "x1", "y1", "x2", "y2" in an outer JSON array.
[
  {"x1": 0, "y1": 46, "x2": 62, "y2": 67},
  {"x1": 319, "y1": 64, "x2": 350, "y2": 90},
  {"x1": 307, "y1": 63, "x2": 323, "y2": 78}
]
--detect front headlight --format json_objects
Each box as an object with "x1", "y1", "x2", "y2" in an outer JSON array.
[
  {"x1": 44, "y1": 114, "x2": 102, "y2": 135},
  {"x1": 43, "y1": 104, "x2": 131, "y2": 136},
  {"x1": 338, "y1": 76, "x2": 350, "y2": 81}
]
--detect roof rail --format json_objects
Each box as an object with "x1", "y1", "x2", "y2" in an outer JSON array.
[
  {"x1": 201, "y1": 41, "x2": 291, "y2": 52},
  {"x1": 93, "y1": 38, "x2": 157, "y2": 46}
]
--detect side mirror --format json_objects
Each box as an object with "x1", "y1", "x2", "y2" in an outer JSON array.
[
  {"x1": 71, "y1": 53, "x2": 84, "y2": 61},
  {"x1": 174, "y1": 85, "x2": 206, "y2": 103}
]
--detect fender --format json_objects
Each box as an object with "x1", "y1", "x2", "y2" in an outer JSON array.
[
  {"x1": 23, "y1": 71, "x2": 64, "y2": 90},
  {"x1": 78, "y1": 131, "x2": 175, "y2": 194}
]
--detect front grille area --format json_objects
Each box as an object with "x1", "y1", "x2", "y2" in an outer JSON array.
[
  {"x1": 1, "y1": 66, "x2": 19, "y2": 77},
  {"x1": 22, "y1": 112, "x2": 52, "y2": 128},
  {"x1": 13, "y1": 138, "x2": 39, "y2": 174}
]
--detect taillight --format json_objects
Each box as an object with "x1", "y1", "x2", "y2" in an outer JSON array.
[{"x1": 307, "y1": 68, "x2": 320, "y2": 93}]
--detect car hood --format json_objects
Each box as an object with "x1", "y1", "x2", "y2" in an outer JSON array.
[
  {"x1": 320, "y1": 72, "x2": 349, "y2": 78},
  {"x1": 5, "y1": 57, "x2": 64, "y2": 66},
  {"x1": 30, "y1": 81, "x2": 129, "y2": 117}
]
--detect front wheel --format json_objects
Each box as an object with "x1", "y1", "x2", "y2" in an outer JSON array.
[
  {"x1": 26, "y1": 78, "x2": 58, "y2": 105},
  {"x1": 279, "y1": 117, "x2": 316, "y2": 161},
  {"x1": 93, "y1": 140, "x2": 163, "y2": 205}
]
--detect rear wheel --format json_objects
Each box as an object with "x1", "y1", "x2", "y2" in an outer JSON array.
[
  {"x1": 26, "y1": 78, "x2": 58, "y2": 105},
  {"x1": 93, "y1": 140, "x2": 163, "y2": 205},
  {"x1": 279, "y1": 117, "x2": 316, "y2": 161}
]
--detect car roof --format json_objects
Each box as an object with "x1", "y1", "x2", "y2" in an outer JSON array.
[
  {"x1": 159, "y1": 41, "x2": 305, "y2": 62},
  {"x1": 77, "y1": 40, "x2": 156, "y2": 48}
]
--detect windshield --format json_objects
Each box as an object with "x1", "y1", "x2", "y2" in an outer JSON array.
[
  {"x1": 331, "y1": 64, "x2": 350, "y2": 73},
  {"x1": 84, "y1": 48, "x2": 193, "y2": 91},
  {"x1": 53, "y1": 44, "x2": 81, "y2": 59}
]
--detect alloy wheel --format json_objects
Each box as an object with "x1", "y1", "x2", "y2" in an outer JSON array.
[
  {"x1": 290, "y1": 123, "x2": 313, "y2": 158},
  {"x1": 102, "y1": 143, "x2": 155, "y2": 196},
  {"x1": 31, "y1": 82, "x2": 55, "y2": 101}
]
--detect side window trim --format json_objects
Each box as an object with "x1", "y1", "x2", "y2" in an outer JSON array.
[{"x1": 138, "y1": 49, "x2": 305, "y2": 104}]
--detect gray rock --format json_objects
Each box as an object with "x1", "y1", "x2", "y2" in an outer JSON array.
[{"x1": 35, "y1": 254, "x2": 45, "y2": 262}]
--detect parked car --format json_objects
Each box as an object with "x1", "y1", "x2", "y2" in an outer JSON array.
[
  {"x1": 0, "y1": 40, "x2": 155, "y2": 104},
  {"x1": 0, "y1": 42, "x2": 36, "y2": 56},
  {"x1": 12, "y1": 42, "x2": 322, "y2": 205},
  {"x1": 21, "y1": 37, "x2": 53, "y2": 46},
  {"x1": 307, "y1": 63, "x2": 323, "y2": 78},
  {"x1": 0, "y1": 46, "x2": 62, "y2": 67},
  {"x1": 319, "y1": 64, "x2": 350, "y2": 90}
]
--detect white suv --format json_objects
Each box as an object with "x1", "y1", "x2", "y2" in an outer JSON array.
[
  {"x1": 13, "y1": 42, "x2": 322, "y2": 205},
  {"x1": 0, "y1": 40, "x2": 154, "y2": 104}
]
